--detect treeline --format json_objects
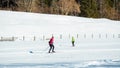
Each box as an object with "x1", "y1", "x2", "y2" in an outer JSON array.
[
  {"x1": 78, "y1": 0, "x2": 119, "y2": 20},
  {"x1": 0, "y1": 0, "x2": 80, "y2": 16},
  {"x1": 0, "y1": 0, "x2": 119, "y2": 20}
]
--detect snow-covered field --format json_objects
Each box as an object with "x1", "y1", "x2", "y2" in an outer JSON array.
[{"x1": 0, "y1": 10, "x2": 120, "y2": 68}]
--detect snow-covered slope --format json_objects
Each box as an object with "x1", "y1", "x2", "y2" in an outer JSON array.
[
  {"x1": 0, "y1": 10, "x2": 120, "y2": 68},
  {"x1": 0, "y1": 10, "x2": 120, "y2": 36}
]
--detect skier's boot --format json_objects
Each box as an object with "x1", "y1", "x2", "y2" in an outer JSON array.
[{"x1": 52, "y1": 51, "x2": 55, "y2": 53}]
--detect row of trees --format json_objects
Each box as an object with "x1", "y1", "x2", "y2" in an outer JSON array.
[
  {"x1": 78, "y1": 0, "x2": 119, "y2": 20},
  {"x1": 0, "y1": 0, "x2": 119, "y2": 20},
  {"x1": 33, "y1": 0, "x2": 81, "y2": 16},
  {"x1": 0, "y1": 0, "x2": 80, "y2": 15}
]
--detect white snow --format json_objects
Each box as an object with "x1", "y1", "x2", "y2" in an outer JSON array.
[{"x1": 0, "y1": 10, "x2": 120, "y2": 68}]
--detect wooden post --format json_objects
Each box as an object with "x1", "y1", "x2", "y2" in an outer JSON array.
[
  {"x1": 91, "y1": 34, "x2": 93, "y2": 38},
  {"x1": 84, "y1": 34, "x2": 86, "y2": 38},
  {"x1": 60, "y1": 34, "x2": 62, "y2": 39},
  {"x1": 99, "y1": 34, "x2": 101, "y2": 38},
  {"x1": 69, "y1": 34, "x2": 70, "y2": 38},
  {"x1": 77, "y1": 34, "x2": 79, "y2": 38},
  {"x1": 106, "y1": 34, "x2": 107, "y2": 38},
  {"x1": 113, "y1": 34, "x2": 115, "y2": 38},
  {"x1": 1, "y1": 37, "x2": 2, "y2": 41},
  {"x1": 33, "y1": 36, "x2": 36, "y2": 41},
  {"x1": 118, "y1": 34, "x2": 120, "y2": 38},
  {"x1": 12, "y1": 36, "x2": 14, "y2": 41},
  {"x1": 0, "y1": 37, "x2": 3, "y2": 41},
  {"x1": 23, "y1": 36, "x2": 25, "y2": 41},
  {"x1": 43, "y1": 35, "x2": 45, "y2": 40},
  {"x1": 52, "y1": 34, "x2": 53, "y2": 37}
]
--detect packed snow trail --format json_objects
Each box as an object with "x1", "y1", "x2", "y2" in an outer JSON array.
[{"x1": 0, "y1": 41, "x2": 120, "y2": 64}]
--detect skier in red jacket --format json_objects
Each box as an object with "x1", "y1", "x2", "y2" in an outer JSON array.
[{"x1": 48, "y1": 36, "x2": 55, "y2": 53}]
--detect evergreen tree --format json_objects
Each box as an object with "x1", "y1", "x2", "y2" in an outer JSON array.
[{"x1": 79, "y1": 0, "x2": 99, "y2": 18}]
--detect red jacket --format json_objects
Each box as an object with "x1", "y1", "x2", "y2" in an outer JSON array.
[{"x1": 49, "y1": 37, "x2": 54, "y2": 45}]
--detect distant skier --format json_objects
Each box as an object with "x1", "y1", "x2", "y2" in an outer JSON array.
[
  {"x1": 72, "y1": 36, "x2": 75, "y2": 47},
  {"x1": 48, "y1": 36, "x2": 55, "y2": 53}
]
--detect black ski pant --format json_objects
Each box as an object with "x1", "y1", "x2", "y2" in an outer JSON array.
[
  {"x1": 49, "y1": 44, "x2": 54, "y2": 53},
  {"x1": 72, "y1": 41, "x2": 75, "y2": 47}
]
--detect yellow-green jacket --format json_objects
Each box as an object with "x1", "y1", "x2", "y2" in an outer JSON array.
[{"x1": 72, "y1": 37, "x2": 75, "y2": 42}]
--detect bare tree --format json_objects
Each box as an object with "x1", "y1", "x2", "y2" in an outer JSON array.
[{"x1": 58, "y1": 0, "x2": 80, "y2": 15}]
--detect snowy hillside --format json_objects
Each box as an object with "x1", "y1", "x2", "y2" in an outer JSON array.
[
  {"x1": 0, "y1": 10, "x2": 120, "y2": 68},
  {"x1": 0, "y1": 10, "x2": 120, "y2": 36}
]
